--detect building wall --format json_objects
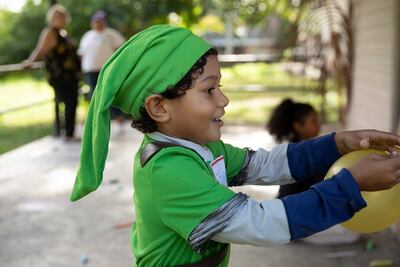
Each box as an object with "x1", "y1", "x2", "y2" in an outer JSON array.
[{"x1": 347, "y1": 0, "x2": 398, "y2": 131}]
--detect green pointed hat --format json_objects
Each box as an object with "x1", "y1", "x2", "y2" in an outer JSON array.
[{"x1": 70, "y1": 25, "x2": 211, "y2": 201}]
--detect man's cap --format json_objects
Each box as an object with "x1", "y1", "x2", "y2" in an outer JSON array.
[{"x1": 91, "y1": 10, "x2": 107, "y2": 22}]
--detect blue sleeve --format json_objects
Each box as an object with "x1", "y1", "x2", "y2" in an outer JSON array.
[
  {"x1": 281, "y1": 168, "x2": 367, "y2": 240},
  {"x1": 287, "y1": 133, "x2": 341, "y2": 181}
]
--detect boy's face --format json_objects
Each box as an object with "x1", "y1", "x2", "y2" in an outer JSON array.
[{"x1": 162, "y1": 55, "x2": 229, "y2": 145}]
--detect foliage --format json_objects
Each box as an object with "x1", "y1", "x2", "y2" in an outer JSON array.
[
  {"x1": 191, "y1": 14, "x2": 225, "y2": 35},
  {"x1": 62, "y1": 0, "x2": 205, "y2": 38},
  {"x1": 0, "y1": 1, "x2": 47, "y2": 64},
  {"x1": 0, "y1": 0, "x2": 311, "y2": 65},
  {"x1": 208, "y1": 0, "x2": 302, "y2": 25},
  {"x1": 0, "y1": 0, "x2": 205, "y2": 65},
  {"x1": 203, "y1": 0, "x2": 309, "y2": 49},
  {"x1": 0, "y1": 72, "x2": 88, "y2": 154}
]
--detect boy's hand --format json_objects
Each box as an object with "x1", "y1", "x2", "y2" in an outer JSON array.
[
  {"x1": 349, "y1": 153, "x2": 400, "y2": 191},
  {"x1": 335, "y1": 130, "x2": 400, "y2": 155}
]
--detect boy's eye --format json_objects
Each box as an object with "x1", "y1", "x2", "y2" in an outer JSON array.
[{"x1": 206, "y1": 84, "x2": 222, "y2": 95}]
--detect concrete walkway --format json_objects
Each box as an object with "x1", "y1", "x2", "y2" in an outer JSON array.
[{"x1": 0, "y1": 123, "x2": 399, "y2": 267}]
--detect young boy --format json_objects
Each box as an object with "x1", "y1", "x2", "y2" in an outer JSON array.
[{"x1": 70, "y1": 25, "x2": 400, "y2": 266}]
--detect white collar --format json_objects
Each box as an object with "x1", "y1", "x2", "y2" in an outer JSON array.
[{"x1": 147, "y1": 132, "x2": 214, "y2": 163}]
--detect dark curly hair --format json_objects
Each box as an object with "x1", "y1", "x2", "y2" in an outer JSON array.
[
  {"x1": 131, "y1": 48, "x2": 218, "y2": 133},
  {"x1": 266, "y1": 98, "x2": 316, "y2": 143}
]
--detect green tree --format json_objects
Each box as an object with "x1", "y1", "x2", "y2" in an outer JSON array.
[
  {"x1": 0, "y1": 0, "x2": 47, "y2": 64},
  {"x1": 0, "y1": 0, "x2": 207, "y2": 64},
  {"x1": 0, "y1": 0, "x2": 309, "y2": 65},
  {"x1": 205, "y1": 0, "x2": 308, "y2": 49}
]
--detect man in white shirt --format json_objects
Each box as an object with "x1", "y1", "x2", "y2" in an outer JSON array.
[{"x1": 78, "y1": 10, "x2": 126, "y2": 123}]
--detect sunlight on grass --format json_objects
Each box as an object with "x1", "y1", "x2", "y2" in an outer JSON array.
[
  {"x1": 224, "y1": 90, "x2": 340, "y2": 125},
  {"x1": 0, "y1": 73, "x2": 54, "y2": 111},
  {"x1": 0, "y1": 72, "x2": 89, "y2": 154},
  {"x1": 221, "y1": 63, "x2": 340, "y2": 125},
  {"x1": 1, "y1": 102, "x2": 54, "y2": 126},
  {"x1": 0, "y1": 124, "x2": 53, "y2": 154},
  {"x1": 221, "y1": 63, "x2": 318, "y2": 88},
  {"x1": 0, "y1": 99, "x2": 88, "y2": 154},
  {"x1": 0, "y1": 101, "x2": 54, "y2": 154}
]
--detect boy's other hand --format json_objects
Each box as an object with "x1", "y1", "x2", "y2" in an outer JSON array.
[
  {"x1": 335, "y1": 130, "x2": 400, "y2": 155},
  {"x1": 349, "y1": 153, "x2": 400, "y2": 191}
]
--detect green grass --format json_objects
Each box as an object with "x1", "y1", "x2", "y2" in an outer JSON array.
[
  {"x1": 0, "y1": 63, "x2": 341, "y2": 154},
  {"x1": 221, "y1": 63, "x2": 319, "y2": 88},
  {"x1": 223, "y1": 90, "x2": 339, "y2": 125},
  {"x1": 0, "y1": 123, "x2": 53, "y2": 154},
  {"x1": 0, "y1": 73, "x2": 53, "y2": 112},
  {"x1": 220, "y1": 63, "x2": 340, "y2": 125},
  {"x1": 0, "y1": 72, "x2": 88, "y2": 154}
]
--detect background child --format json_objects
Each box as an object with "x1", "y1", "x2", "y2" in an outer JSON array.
[
  {"x1": 267, "y1": 98, "x2": 321, "y2": 198},
  {"x1": 268, "y1": 98, "x2": 362, "y2": 245},
  {"x1": 70, "y1": 25, "x2": 400, "y2": 267}
]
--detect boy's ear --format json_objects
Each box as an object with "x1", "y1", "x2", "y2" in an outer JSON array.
[{"x1": 144, "y1": 95, "x2": 170, "y2": 123}]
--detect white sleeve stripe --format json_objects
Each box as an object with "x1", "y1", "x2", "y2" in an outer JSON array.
[
  {"x1": 212, "y1": 198, "x2": 291, "y2": 246},
  {"x1": 245, "y1": 144, "x2": 295, "y2": 185}
]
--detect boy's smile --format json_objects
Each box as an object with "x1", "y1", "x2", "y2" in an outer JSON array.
[{"x1": 161, "y1": 55, "x2": 229, "y2": 145}]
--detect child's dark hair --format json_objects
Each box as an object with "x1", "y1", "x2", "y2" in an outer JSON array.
[
  {"x1": 267, "y1": 98, "x2": 316, "y2": 143},
  {"x1": 131, "y1": 48, "x2": 218, "y2": 133}
]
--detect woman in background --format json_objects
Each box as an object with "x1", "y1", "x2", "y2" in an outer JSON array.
[{"x1": 24, "y1": 4, "x2": 81, "y2": 141}]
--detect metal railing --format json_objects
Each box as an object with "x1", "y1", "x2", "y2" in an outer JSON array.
[{"x1": 0, "y1": 61, "x2": 44, "y2": 72}]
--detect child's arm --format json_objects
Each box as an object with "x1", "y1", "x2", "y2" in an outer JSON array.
[
  {"x1": 287, "y1": 130, "x2": 400, "y2": 185},
  {"x1": 213, "y1": 162, "x2": 399, "y2": 245},
  {"x1": 244, "y1": 130, "x2": 400, "y2": 185},
  {"x1": 285, "y1": 133, "x2": 339, "y2": 181},
  {"x1": 242, "y1": 133, "x2": 339, "y2": 185},
  {"x1": 213, "y1": 168, "x2": 362, "y2": 245},
  {"x1": 287, "y1": 129, "x2": 400, "y2": 182},
  {"x1": 280, "y1": 168, "x2": 365, "y2": 240},
  {"x1": 212, "y1": 130, "x2": 400, "y2": 245}
]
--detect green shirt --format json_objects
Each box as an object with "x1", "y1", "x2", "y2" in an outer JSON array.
[{"x1": 132, "y1": 135, "x2": 246, "y2": 266}]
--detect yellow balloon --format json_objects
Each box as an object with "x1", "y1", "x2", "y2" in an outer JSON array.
[{"x1": 325, "y1": 149, "x2": 400, "y2": 233}]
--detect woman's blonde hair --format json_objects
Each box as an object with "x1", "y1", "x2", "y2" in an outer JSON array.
[{"x1": 46, "y1": 4, "x2": 71, "y2": 25}]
